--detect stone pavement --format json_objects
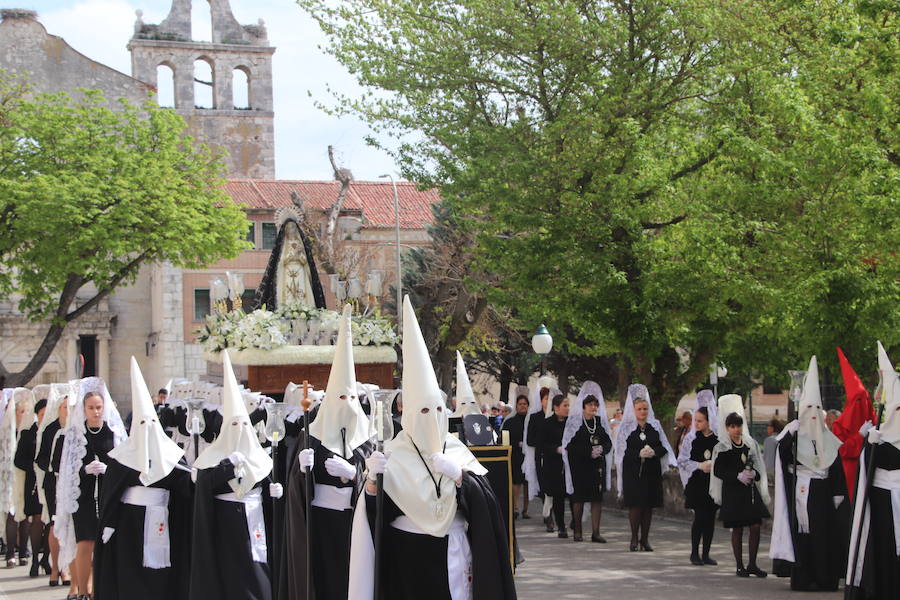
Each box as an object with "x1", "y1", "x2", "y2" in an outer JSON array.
[{"x1": 0, "y1": 509, "x2": 841, "y2": 600}]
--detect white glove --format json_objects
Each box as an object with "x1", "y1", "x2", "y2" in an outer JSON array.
[
  {"x1": 269, "y1": 483, "x2": 283, "y2": 499},
  {"x1": 699, "y1": 460, "x2": 712, "y2": 473},
  {"x1": 737, "y1": 469, "x2": 754, "y2": 485},
  {"x1": 859, "y1": 420, "x2": 874, "y2": 437},
  {"x1": 833, "y1": 495, "x2": 844, "y2": 509},
  {"x1": 297, "y1": 448, "x2": 315, "y2": 472},
  {"x1": 325, "y1": 456, "x2": 357, "y2": 481},
  {"x1": 785, "y1": 420, "x2": 799, "y2": 435},
  {"x1": 227, "y1": 451, "x2": 246, "y2": 467},
  {"x1": 85, "y1": 460, "x2": 107, "y2": 476},
  {"x1": 430, "y1": 453, "x2": 463, "y2": 483},
  {"x1": 867, "y1": 428, "x2": 883, "y2": 444},
  {"x1": 101, "y1": 527, "x2": 115, "y2": 543},
  {"x1": 518, "y1": 441, "x2": 523, "y2": 448},
  {"x1": 365, "y1": 451, "x2": 387, "y2": 480},
  {"x1": 556, "y1": 446, "x2": 564, "y2": 455},
  {"x1": 639, "y1": 445, "x2": 655, "y2": 459},
  {"x1": 590, "y1": 446, "x2": 604, "y2": 459}
]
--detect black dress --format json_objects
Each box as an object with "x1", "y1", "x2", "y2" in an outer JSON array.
[
  {"x1": 13, "y1": 423, "x2": 42, "y2": 517},
  {"x1": 74, "y1": 423, "x2": 115, "y2": 542},
  {"x1": 35, "y1": 419, "x2": 63, "y2": 521},
  {"x1": 501, "y1": 414, "x2": 526, "y2": 484},
  {"x1": 684, "y1": 432, "x2": 718, "y2": 510},
  {"x1": 539, "y1": 416, "x2": 566, "y2": 497},
  {"x1": 566, "y1": 417, "x2": 612, "y2": 502},
  {"x1": 775, "y1": 432, "x2": 849, "y2": 591},
  {"x1": 714, "y1": 441, "x2": 769, "y2": 528},
  {"x1": 525, "y1": 411, "x2": 544, "y2": 491},
  {"x1": 622, "y1": 424, "x2": 667, "y2": 508}
]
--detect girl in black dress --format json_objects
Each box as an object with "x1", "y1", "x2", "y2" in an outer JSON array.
[
  {"x1": 712, "y1": 410, "x2": 769, "y2": 578},
  {"x1": 501, "y1": 394, "x2": 529, "y2": 518},
  {"x1": 563, "y1": 388, "x2": 612, "y2": 542},
  {"x1": 14, "y1": 397, "x2": 49, "y2": 577},
  {"x1": 683, "y1": 406, "x2": 719, "y2": 565},
  {"x1": 35, "y1": 386, "x2": 70, "y2": 587},
  {"x1": 540, "y1": 394, "x2": 570, "y2": 538}
]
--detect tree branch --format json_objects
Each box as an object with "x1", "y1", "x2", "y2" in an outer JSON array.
[
  {"x1": 634, "y1": 140, "x2": 724, "y2": 201},
  {"x1": 641, "y1": 214, "x2": 687, "y2": 229}
]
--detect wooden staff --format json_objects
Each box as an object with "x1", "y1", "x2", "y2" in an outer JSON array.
[{"x1": 300, "y1": 381, "x2": 313, "y2": 600}]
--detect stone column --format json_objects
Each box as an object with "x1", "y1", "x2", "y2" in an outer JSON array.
[
  {"x1": 65, "y1": 335, "x2": 78, "y2": 380},
  {"x1": 98, "y1": 335, "x2": 110, "y2": 383}
]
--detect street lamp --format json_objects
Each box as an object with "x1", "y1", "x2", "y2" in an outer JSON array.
[
  {"x1": 787, "y1": 369, "x2": 806, "y2": 422},
  {"x1": 709, "y1": 363, "x2": 727, "y2": 399},
  {"x1": 531, "y1": 324, "x2": 553, "y2": 375},
  {"x1": 378, "y1": 173, "x2": 402, "y2": 335}
]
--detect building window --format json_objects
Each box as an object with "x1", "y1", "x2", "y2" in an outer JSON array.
[
  {"x1": 194, "y1": 289, "x2": 211, "y2": 321},
  {"x1": 245, "y1": 221, "x2": 256, "y2": 247},
  {"x1": 261, "y1": 222, "x2": 277, "y2": 250},
  {"x1": 156, "y1": 64, "x2": 175, "y2": 107},
  {"x1": 233, "y1": 67, "x2": 250, "y2": 109},
  {"x1": 193, "y1": 58, "x2": 215, "y2": 109}
]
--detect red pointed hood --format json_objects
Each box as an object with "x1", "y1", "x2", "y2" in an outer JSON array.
[{"x1": 838, "y1": 347, "x2": 869, "y2": 405}]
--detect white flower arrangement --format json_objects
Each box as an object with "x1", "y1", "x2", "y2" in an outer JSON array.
[
  {"x1": 197, "y1": 304, "x2": 399, "y2": 354},
  {"x1": 202, "y1": 344, "x2": 398, "y2": 366}
]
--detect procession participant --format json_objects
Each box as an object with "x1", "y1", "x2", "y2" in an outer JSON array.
[
  {"x1": 614, "y1": 384, "x2": 676, "y2": 552},
  {"x1": 711, "y1": 400, "x2": 769, "y2": 578},
  {"x1": 678, "y1": 390, "x2": 719, "y2": 565},
  {"x1": 35, "y1": 383, "x2": 72, "y2": 587},
  {"x1": 524, "y1": 385, "x2": 550, "y2": 529},
  {"x1": 540, "y1": 394, "x2": 569, "y2": 538},
  {"x1": 448, "y1": 351, "x2": 481, "y2": 439},
  {"x1": 55, "y1": 378, "x2": 128, "y2": 600},
  {"x1": 0, "y1": 389, "x2": 20, "y2": 565},
  {"x1": 190, "y1": 350, "x2": 279, "y2": 600},
  {"x1": 770, "y1": 356, "x2": 849, "y2": 590},
  {"x1": 13, "y1": 387, "x2": 50, "y2": 577},
  {"x1": 166, "y1": 383, "x2": 223, "y2": 466},
  {"x1": 562, "y1": 382, "x2": 612, "y2": 543},
  {"x1": 347, "y1": 296, "x2": 516, "y2": 600},
  {"x1": 845, "y1": 341, "x2": 900, "y2": 600},
  {"x1": 94, "y1": 358, "x2": 191, "y2": 600},
  {"x1": 501, "y1": 392, "x2": 529, "y2": 518},
  {"x1": 281, "y1": 305, "x2": 374, "y2": 600},
  {"x1": 833, "y1": 347, "x2": 877, "y2": 501}
]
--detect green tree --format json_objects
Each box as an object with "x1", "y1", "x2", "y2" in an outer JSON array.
[
  {"x1": 0, "y1": 74, "x2": 250, "y2": 387},
  {"x1": 299, "y1": 0, "x2": 899, "y2": 408}
]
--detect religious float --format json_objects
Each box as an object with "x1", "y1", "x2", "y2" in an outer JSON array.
[{"x1": 198, "y1": 207, "x2": 398, "y2": 395}]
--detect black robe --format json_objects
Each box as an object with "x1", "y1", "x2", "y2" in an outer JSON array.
[
  {"x1": 189, "y1": 461, "x2": 274, "y2": 600},
  {"x1": 684, "y1": 432, "x2": 718, "y2": 510},
  {"x1": 74, "y1": 423, "x2": 115, "y2": 541},
  {"x1": 847, "y1": 442, "x2": 900, "y2": 600},
  {"x1": 714, "y1": 441, "x2": 768, "y2": 527},
  {"x1": 566, "y1": 417, "x2": 612, "y2": 502},
  {"x1": 251, "y1": 217, "x2": 326, "y2": 311},
  {"x1": 621, "y1": 424, "x2": 667, "y2": 508},
  {"x1": 278, "y1": 435, "x2": 371, "y2": 600},
  {"x1": 774, "y1": 432, "x2": 849, "y2": 591},
  {"x1": 94, "y1": 459, "x2": 193, "y2": 600},
  {"x1": 501, "y1": 414, "x2": 526, "y2": 485},
  {"x1": 538, "y1": 416, "x2": 566, "y2": 497},
  {"x1": 13, "y1": 423, "x2": 42, "y2": 517},
  {"x1": 35, "y1": 419, "x2": 63, "y2": 521},
  {"x1": 363, "y1": 471, "x2": 517, "y2": 599}
]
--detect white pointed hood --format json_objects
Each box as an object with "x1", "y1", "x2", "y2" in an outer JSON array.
[
  {"x1": 795, "y1": 356, "x2": 841, "y2": 470},
  {"x1": 384, "y1": 297, "x2": 486, "y2": 538},
  {"x1": 108, "y1": 358, "x2": 185, "y2": 485},
  {"x1": 309, "y1": 305, "x2": 372, "y2": 456},
  {"x1": 877, "y1": 341, "x2": 900, "y2": 447},
  {"x1": 193, "y1": 350, "x2": 272, "y2": 497},
  {"x1": 450, "y1": 351, "x2": 480, "y2": 418}
]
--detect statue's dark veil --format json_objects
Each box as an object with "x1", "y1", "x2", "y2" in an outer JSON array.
[{"x1": 251, "y1": 218, "x2": 327, "y2": 310}]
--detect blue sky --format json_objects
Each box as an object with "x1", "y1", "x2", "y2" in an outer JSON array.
[{"x1": 18, "y1": 0, "x2": 399, "y2": 181}]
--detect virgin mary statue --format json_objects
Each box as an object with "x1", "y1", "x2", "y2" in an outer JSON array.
[{"x1": 251, "y1": 206, "x2": 327, "y2": 310}]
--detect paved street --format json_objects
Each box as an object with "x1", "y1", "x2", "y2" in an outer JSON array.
[{"x1": 0, "y1": 509, "x2": 840, "y2": 599}]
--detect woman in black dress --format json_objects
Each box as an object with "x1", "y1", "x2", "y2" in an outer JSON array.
[
  {"x1": 683, "y1": 406, "x2": 719, "y2": 565},
  {"x1": 540, "y1": 394, "x2": 570, "y2": 538},
  {"x1": 615, "y1": 384, "x2": 675, "y2": 552},
  {"x1": 501, "y1": 394, "x2": 530, "y2": 519},
  {"x1": 564, "y1": 387, "x2": 612, "y2": 542},
  {"x1": 712, "y1": 410, "x2": 769, "y2": 577},
  {"x1": 14, "y1": 397, "x2": 49, "y2": 577},
  {"x1": 35, "y1": 387, "x2": 69, "y2": 587}
]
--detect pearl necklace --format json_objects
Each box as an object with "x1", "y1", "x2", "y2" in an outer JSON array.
[
  {"x1": 87, "y1": 424, "x2": 103, "y2": 434},
  {"x1": 583, "y1": 417, "x2": 597, "y2": 434}
]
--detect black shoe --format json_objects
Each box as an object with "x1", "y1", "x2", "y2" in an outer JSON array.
[
  {"x1": 573, "y1": 535, "x2": 583, "y2": 542},
  {"x1": 557, "y1": 530, "x2": 568, "y2": 539},
  {"x1": 591, "y1": 534, "x2": 607, "y2": 543},
  {"x1": 521, "y1": 512, "x2": 531, "y2": 519},
  {"x1": 747, "y1": 565, "x2": 767, "y2": 578},
  {"x1": 640, "y1": 541, "x2": 653, "y2": 552},
  {"x1": 736, "y1": 567, "x2": 750, "y2": 577},
  {"x1": 544, "y1": 517, "x2": 555, "y2": 533},
  {"x1": 702, "y1": 556, "x2": 718, "y2": 565},
  {"x1": 513, "y1": 511, "x2": 519, "y2": 520},
  {"x1": 690, "y1": 554, "x2": 703, "y2": 566},
  {"x1": 40, "y1": 554, "x2": 51, "y2": 575},
  {"x1": 629, "y1": 540, "x2": 639, "y2": 552},
  {"x1": 29, "y1": 560, "x2": 39, "y2": 578}
]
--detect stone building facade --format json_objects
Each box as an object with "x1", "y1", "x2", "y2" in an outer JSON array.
[{"x1": 0, "y1": 3, "x2": 436, "y2": 402}]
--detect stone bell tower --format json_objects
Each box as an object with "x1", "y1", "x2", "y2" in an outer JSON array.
[{"x1": 128, "y1": 0, "x2": 275, "y2": 178}]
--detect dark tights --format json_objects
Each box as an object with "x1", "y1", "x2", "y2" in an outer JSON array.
[
  {"x1": 4, "y1": 515, "x2": 29, "y2": 560},
  {"x1": 731, "y1": 524, "x2": 761, "y2": 568},
  {"x1": 572, "y1": 501, "x2": 603, "y2": 538},
  {"x1": 691, "y1": 507, "x2": 717, "y2": 558},
  {"x1": 28, "y1": 517, "x2": 45, "y2": 565},
  {"x1": 551, "y1": 495, "x2": 567, "y2": 532},
  {"x1": 628, "y1": 507, "x2": 653, "y2": 545}
]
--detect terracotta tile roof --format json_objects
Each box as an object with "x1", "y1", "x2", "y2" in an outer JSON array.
[{"x1": 225, "y1": 179, "x2": 439, "y2": 230}]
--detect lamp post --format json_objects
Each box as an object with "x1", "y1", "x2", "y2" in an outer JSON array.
[
  {"x1": 709, "y1": 363, "x2": 727, "y2": 399},
  {"x1": 531, "y1": 324, "x2": 553, "y2": 376},
  {"x1": 787, "y1": 369, "x2": 806, "y2": 422},
  {"x1": 379, "y1": 173, "x2": 402, "y2": 335}
]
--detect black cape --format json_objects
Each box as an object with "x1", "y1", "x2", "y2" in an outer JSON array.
[
  {"x1": 94, "y1": 459, "x2": 193, "y2": 600},
  {"x1": 251, "y1": 217, "x2": 326, "y2": 311}
]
